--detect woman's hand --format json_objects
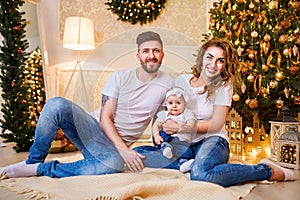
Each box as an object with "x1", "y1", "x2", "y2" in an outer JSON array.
[{"x1": 162, "y1": 119, "x2": 180, "y2": 134}]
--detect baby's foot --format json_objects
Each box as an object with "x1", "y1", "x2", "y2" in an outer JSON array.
[
  {"x1": 163, "y1": 147, "x2": 173, "y2": 159},
  {"x1": 4, "y1": 161, "x2": 39, "y2": 178},
  {"x1": 179, "y1": 159, "x2": 194, "y2": 173}
]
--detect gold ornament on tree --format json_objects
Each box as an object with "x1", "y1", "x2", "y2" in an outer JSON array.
[
  {"x1": 269, "y1": 81, "x2": 277, "y2": 89},
  {"x1": 264, "y1": 34, "x2": 271, "y2": 42},
  {"x1": 249, "y1": 2, "x2": 255, "y2": 9},
  {"x1": 245, "y1": 98, "x2": 250, "y2": 105},
  {"x1": 275, "y1": 98, "x2": 284, "y2": 117},
  {"x1": 241, "y1": 82, "x2": 246, "y2": 94},
  {"x1": 283, "y1": 48, "x2": 290, "y2": 56},
  {"x1": 251, "y1": 31, "x2": 258, "y2": 38},
  {"x1": 274, "y1": 71, "x2": 285, "y2": 81},
  {"x1": 269, "y1": 1, "x2": 278, "y2": 9},
  {"x1": 262, "y1": 64, "x2": 269, "y2": 72},
  {"x1": 232, "y1": 94, "x2": 240, "y2": 101},
  {"x1": 247, "y1": 74, "x2": 255, "y2": 82},
  {"x1": 284, "y1": 87, "x2": 290, "y2": 98}
]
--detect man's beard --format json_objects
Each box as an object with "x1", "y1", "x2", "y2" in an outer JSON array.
[{"x1": 140, "y1": 58, "x2": 161, "y2": 73}]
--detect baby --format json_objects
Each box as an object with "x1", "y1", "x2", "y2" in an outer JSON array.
[{"x1": 152, "y1": 87, "x2": 196, "y2": 171}]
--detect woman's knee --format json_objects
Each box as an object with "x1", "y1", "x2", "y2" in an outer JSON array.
[{"x1": 190, "y1": 163, "x2": 208, "y2": 181}]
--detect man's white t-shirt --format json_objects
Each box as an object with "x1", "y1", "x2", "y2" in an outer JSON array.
[
  {"x1": 102, "y1": 68, "x2": 174, "y2": 145},
  {"x1": 175, "y1": 74, "x2": 233, "y2": 141}
]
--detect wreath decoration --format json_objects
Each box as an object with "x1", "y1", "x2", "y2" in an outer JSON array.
[{"x1": 105, "y1": 0, "x2": 167, "y2": 25}]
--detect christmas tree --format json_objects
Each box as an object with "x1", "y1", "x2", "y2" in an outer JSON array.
[
  {"x1": 0, "y1": 0, "x2": 45, "y2": 152},
  {"x1": 204, "y1": 0, "x2": 300, "y2": 133},
  {"x1": 24, "y1": 48, "x2": 46, "y2": 132}
]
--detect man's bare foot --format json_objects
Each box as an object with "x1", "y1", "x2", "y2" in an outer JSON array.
[
  {"x1": 260, "y1": 158, "x2": 295, "y2": 181},
  {"x1": 3, "y1": 161, "x2": 39, "y2": 178},
  {"x1": 0, "y1": 168, "x2": 8, "y2": 180}
]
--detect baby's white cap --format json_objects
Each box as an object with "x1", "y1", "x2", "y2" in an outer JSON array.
[{"x1": 166, "y1": 87, "x2": 188, "y2": 102}]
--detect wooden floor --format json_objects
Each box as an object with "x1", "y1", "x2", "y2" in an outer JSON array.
[{"x1": 0, "y1": 142, "x2": 299, "y2": 200}]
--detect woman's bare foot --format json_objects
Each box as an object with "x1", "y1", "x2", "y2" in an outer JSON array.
[
  {"x1": 260, "y1": 158, "x2": 295, "y2": 181},
  {"x1": 3, "y1": 161, "x2": 39, "y2": 178}
]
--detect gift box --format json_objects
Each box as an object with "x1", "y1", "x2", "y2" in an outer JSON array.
[
  {"x1": 277, "y1": 125, "x2": 300, "y2": 170},
  {"x1": 49, "y1": 129, "x2": 77, "y2": 153}
]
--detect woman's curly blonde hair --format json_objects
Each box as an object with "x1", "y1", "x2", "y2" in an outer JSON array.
[{"x1": 192, "y1": 38, "x2": 240, "y2": 99}]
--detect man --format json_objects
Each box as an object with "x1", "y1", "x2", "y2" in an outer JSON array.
[{"x1": 2, "y1": 31, "x2": 173, "y2": 178}]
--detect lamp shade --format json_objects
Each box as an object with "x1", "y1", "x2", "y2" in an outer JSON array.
[{"x1": 63, "y1": 16, "x2": 95, "y2": 50}]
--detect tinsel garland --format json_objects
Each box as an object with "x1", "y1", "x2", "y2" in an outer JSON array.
[{"x1": 105, "y1": 0, "x2": 167, "y2": 25}]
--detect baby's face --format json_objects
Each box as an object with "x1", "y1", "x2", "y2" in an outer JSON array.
[{"x1": 166, "y1": 95, "x2": 186, "y2": 116}]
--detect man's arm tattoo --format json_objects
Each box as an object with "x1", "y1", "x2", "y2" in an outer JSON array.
[{"x1": 102, "y1": 95, "x2": 110, "y2": 107}]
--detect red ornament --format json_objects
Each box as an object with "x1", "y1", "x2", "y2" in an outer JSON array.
[
  {"x1": 289, "y1": 66, "x2": 299, "y2": 76},
  {"x1": 280, "y1": 20, "x2": 291, "y2": 29},
  {"x1": 13, "y1": 26, "x2": 20, "y2": 31},
  {"x1": 17, "y1": 48, "x2": 23, "y2": 54},
  {"x1": 242, "y1": 30, "x2": 248, "y2": 36},
  {"x1": 241, "y1": 66, "x2": 250, "y2": 75},
  {"x1": 248, "y1": 99, "x2": 259, "y2": 109},
  {"x1": 294, "y1": 95, "x2": 300, "y2": 105},
  {"x1": 11, "y1": 82, "x2": 16, "y2": 87},
  {"x1": 21, "y1": 100, "x2": 26, "y2": 105}
]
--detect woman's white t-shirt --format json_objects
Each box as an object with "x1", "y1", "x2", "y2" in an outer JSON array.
[
  {"x1": 102, "y1": 68, "x2": 174, "y2": 145},
  {"x1": 174, "y1": 74, "x2": 233, "y2": 141}
]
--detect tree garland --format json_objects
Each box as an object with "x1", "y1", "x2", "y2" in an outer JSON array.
[{"x1": 105, "y1": 0, "x2": 167, "y2": 25}]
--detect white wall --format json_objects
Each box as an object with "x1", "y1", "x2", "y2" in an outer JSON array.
[{"x1": 37, "y1": 0, "x2": 211, "y2": 99}]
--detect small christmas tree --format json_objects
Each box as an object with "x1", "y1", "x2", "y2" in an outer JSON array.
[
  {"x1": 24, "y1": 48, "x2": 46, "y2": 130},
  {"x1": 0, "y1": 0, "x2": 44, "y2": 152},
  {"x1": 204, "y1": 0, "x2": 300, "y2": 133}
]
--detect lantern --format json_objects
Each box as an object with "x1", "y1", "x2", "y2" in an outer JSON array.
[{"x1": 277, "y1": 126, "x2": 300, "y2": 169}]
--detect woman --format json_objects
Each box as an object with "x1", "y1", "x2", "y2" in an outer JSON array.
[{"x1": 134, "y1": 38, "x2": 295, "y2": 187}]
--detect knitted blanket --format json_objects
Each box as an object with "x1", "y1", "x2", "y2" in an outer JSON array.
[{"x1": 0, "y1": 154, "x2": 258, "y2": 200}]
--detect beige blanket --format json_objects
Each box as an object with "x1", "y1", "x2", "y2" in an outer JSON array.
[{"x1": 0, "y1": 154, "x2": 258, "y2": 200}]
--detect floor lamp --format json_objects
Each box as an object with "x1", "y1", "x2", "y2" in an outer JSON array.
[{"x1": 62, "y1": 16, "x2": 95, "y2": 110}]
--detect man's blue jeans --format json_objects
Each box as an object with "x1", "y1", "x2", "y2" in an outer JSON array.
[
  {"x1": 26, "y1": 97, "x2": 124, "y2": 178},
  {"x1": 134, "y1": 136, "x2": 272, "y2": 187}
]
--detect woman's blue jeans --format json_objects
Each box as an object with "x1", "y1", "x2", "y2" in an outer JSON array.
[
  {"x1": 134, "y1": 136, "x2": 272, "y2": 187},
  {"x1": 26, "y1": 97, "x2": 124, "y2": 178}
]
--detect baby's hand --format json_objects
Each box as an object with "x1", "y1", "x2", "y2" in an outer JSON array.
[{"x1": 154, "y1": 135, "x2": 163, "y2": 145}]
